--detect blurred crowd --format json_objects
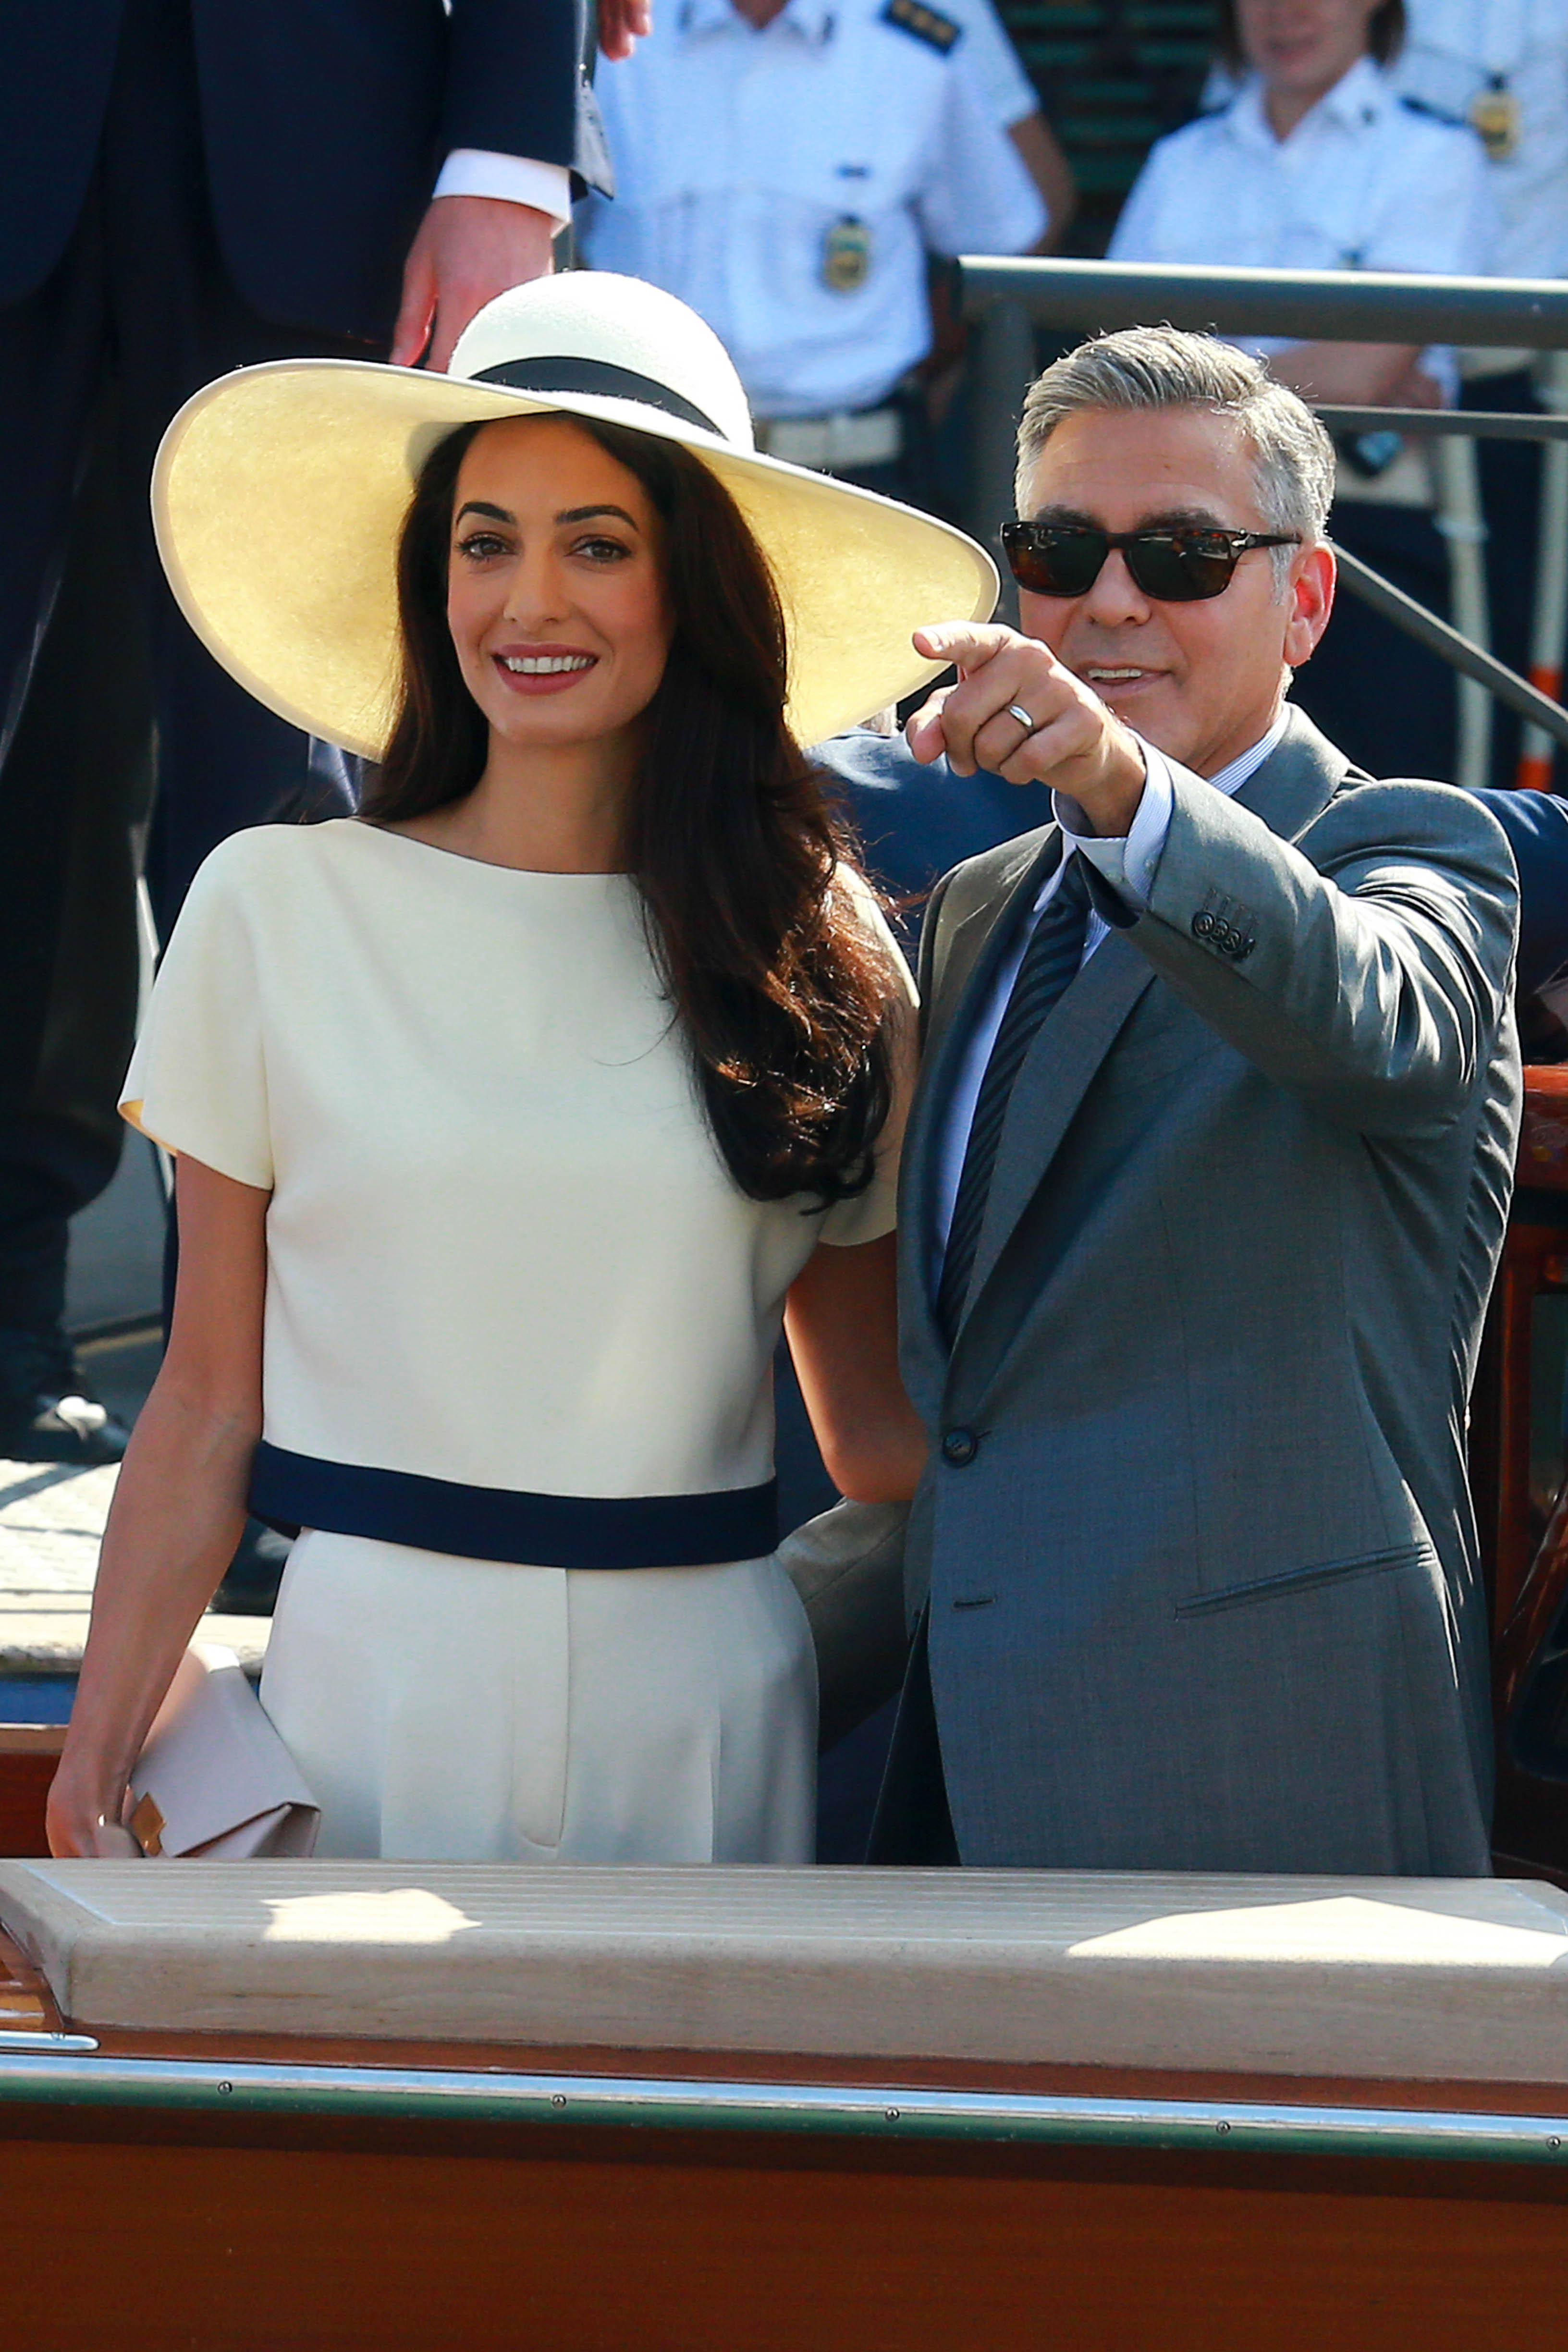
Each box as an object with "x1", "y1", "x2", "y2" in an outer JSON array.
[{"x1": 1, "y1": 0, "x2": 1565, "y2": 1504}]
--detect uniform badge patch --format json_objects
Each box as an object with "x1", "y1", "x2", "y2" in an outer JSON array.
[
  {"x1": 822, "y1": 216, "x2": 872, "y2": 292},
  {"x1": 881, "y1": 0, "x2": 961, "y2": 55},
  {"x1": 1470, "y1": 82, "x2": 1519, "y2": 161}
]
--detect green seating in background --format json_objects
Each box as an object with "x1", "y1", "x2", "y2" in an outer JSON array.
[{"x1": 998, "y1": 0, "x2": 1219, "y2": 245}]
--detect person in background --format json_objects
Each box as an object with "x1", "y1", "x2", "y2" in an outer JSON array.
[
  {"x1": 578, "y1": 0, "x2": 1053, "y2": 508},
  {"x1": 1108, "y1": 0, "x2": 1499, "y2": 790},
  {"x1": 919, "y1": 0, "x2": 1079, "y2": 518},
  {"x1": 1395, "y1": 0, "x2": 1568, "y2": 790},
  {"x1": 0, "y1": 0, "x2": 618, "y2": 1470}
]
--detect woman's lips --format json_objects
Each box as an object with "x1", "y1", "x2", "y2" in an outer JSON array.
[{"x1": 490, "y1": 649, "x2": 599, "y2": 697}]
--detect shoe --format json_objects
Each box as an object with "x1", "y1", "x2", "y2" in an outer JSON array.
[
  {"x1": 210, "y1": 1516, "x2": 292, "y2": 1616},
  {"x1": 0, "y1": 1328, "x2": 132, "y2": 1467}
]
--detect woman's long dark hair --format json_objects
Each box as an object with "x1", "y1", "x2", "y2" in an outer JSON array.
[
  {"x1": 1216, "y1": 0, "x2": 1404, "y2": 71},
  {"x1": 360, "y1": 416, "x2": 896, "y2": 1207}
]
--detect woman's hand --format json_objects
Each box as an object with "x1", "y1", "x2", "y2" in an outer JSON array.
[
  {"x1": 45, "y1": 1777, "x2": 139, "y2": 1860},
  {"x1": 47, "y1": 1154, "x2": 268, "y2": 1861}
]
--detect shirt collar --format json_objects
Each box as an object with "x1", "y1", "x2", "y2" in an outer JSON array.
[
  {"x1": 1229, "y1": 52, "x2": 1391, "y2": 147},
  {"x1": 1319, "y1": 54, "x2": 1392, "y2": 131},
  {"x1": 681, "y1": 0, "x2": 834, "y2": 40},
  {"x1": 1207, "y1": 707, "x2": 1290, "y2": 799}
]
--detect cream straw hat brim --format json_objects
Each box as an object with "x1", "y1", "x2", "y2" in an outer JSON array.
[{"x1": 151, "y1": 274, "x2": 999, "y2": 758}]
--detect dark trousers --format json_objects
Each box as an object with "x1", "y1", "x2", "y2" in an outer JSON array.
[
  {"x1": 866, "y1": 1609, "x2": 959, "y2": 1866},
  {"x1": 0, "y1": 0, "x2": 359, "y2": 1334}
]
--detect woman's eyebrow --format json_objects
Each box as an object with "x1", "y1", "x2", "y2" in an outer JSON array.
[
  {"x1": 455, "y1": 500, "x2": 513, "y2": 525},
  {"x1": 556, "y1": 503, "x2": 640, "y2": 527}
]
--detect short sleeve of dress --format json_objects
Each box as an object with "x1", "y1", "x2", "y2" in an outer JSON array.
[
  {"x1": 815, "y1": 868, "x2": 919, "y2": 1249},
  {"x1": 119, "y1": 833, "x2": 274, "y2": 1190}
]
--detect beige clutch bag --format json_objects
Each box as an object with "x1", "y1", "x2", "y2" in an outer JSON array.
[{"x1": 125, "y1": 1642, "x2": 320, "y2": 1859}]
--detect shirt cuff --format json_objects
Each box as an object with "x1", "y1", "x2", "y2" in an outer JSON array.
[
  {"x1": 1052, "y1": 739, "x2": 1173, "y2": 911},
  {"x1": 434, "y1": 151, "x2": 574, "y2": 229}
]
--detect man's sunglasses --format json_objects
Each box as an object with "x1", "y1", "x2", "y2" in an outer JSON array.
[{"x1": 1001, "y1": 521, "x2": 1300, "y2": 603}]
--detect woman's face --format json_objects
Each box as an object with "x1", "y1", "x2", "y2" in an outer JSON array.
[
  {"x1": 1235, "y1": 0, "x2": 1381, "y2": 105},
  {"x1": 446, "y1": 414, "x2": 674, "y2": 757}
]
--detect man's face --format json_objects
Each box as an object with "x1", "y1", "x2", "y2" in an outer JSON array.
[{"x1": 1015, "y1": 404, "x2": 1331, "y2": 778}]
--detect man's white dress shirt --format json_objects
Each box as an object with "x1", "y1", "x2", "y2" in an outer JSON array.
[
  {"x1": 436, "y1": 150, "x2": 572, "y2": 230},
  {"x1": 578, "y1": 0, "x2": 1045, "y2": 419},
  {"x1": 940, "y1": 0, "x2": 1040, "y2": 130},
  {"x1": 931, "y1": 711, "x2": 1289, "y2": 1276}
]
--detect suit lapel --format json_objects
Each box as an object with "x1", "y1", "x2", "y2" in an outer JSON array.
[
  {"x1": 959, "y1": 929, "x2": 1155, "y2": 1328},
  {"x1": 938, "y1": 706, "x2": 1348, "y2": 1350},
  {"x1": 1233, "y1": 703, "x2": 1350, "y2": 839}
]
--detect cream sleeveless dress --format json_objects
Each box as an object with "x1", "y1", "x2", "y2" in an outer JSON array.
[{"x1": 122, "y1": 820, "x2": 913, "y2": 1864}]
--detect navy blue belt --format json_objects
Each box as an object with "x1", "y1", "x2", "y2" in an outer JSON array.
[{"x1": 250, "y1": 1442, "x2": 780, "y2": 1569}]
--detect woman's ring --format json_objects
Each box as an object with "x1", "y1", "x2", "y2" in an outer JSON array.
[{"x1": 1006, "y1": 702, "x2": 1037, "y2": 736}]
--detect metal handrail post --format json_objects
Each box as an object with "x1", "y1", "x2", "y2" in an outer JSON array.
[
  {"x1": 1331, "y1": 544, "x2": 1568, "y2": 755},
  {"x1": 957, "y1": 258, "x2": 1568, "y2": 350},
  {"x1": 966, "y1": 296, "x2": 1033, "y2": 623},
  {"x1": 1433, "y1": 436, "x2": 1494, "y2": 792},
  {"x1": 1520, "y1": 353, "x2": 1568, "y2": 789}
]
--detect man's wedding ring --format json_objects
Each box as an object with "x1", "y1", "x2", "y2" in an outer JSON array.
[{"x1": 1006, "y1": 703, "x2": 1037, "y2": 736}]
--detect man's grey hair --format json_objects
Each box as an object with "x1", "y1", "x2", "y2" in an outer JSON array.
[{"x1": 1015, "y1": 327, "x2": 1336, "y2": 586}]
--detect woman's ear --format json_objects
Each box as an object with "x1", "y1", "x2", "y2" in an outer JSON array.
[{"x1": 1284, "y1": 542, "x2": 1335, "y2": 670}]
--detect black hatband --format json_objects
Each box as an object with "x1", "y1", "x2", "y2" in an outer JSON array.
[{"x1": 472, "y1": 357, "x2": 723, "y2": 439}]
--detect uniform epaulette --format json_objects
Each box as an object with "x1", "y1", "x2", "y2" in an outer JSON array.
[
  {"x1": 1398, "y1": 93, "x2": 1466, "y2": 128},
  {"x1": 881, "y1": 0, "x2": 962, "y2": 56}
]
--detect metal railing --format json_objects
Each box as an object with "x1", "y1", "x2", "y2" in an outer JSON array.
[{"x1": 958, "y1": 259, "x2": 1568, "y2": 769}]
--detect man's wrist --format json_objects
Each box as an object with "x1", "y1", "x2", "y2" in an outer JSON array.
[{"x1": 1063, "y1": 736, "x2": 1146, "y2": 840}]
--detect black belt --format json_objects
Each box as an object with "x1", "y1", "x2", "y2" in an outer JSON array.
[{"x1": 250, "y1": 1442, "x2": 779, "y2": 1569}]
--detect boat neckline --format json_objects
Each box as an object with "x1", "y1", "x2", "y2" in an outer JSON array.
[{"x1": 348, "y1": 818, "x2": 632, "y2": 882}]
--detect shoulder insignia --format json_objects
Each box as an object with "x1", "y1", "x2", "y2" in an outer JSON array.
[
  {"x1": 1398, "y1": 93, "x2": 1465, "y2": 128},
  {"x1": 881, "y1": 0, "x2": 962, "y2": 56}
]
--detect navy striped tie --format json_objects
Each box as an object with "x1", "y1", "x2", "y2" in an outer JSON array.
[{"x1": 936, "y1": 853, "x2": 1092, "y2": 1346}]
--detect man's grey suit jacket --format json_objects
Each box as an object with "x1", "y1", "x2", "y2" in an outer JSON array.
[{"x1": 898, "y1": 707, "x2": 1520, "y2": 1876}]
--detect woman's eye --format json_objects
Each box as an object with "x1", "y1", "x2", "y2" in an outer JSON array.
[
  {"x1": 574, "y1": 536, "x2": 631, "y2": 563},
  {"x1": 456, "y1": 531, "x2": 508, "y2": 561}
]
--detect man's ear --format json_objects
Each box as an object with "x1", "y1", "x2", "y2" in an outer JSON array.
[{"x1": 1284, "y1": 542, "x2": 1335, "y2": 669}]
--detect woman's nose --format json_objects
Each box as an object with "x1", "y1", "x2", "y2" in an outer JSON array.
[{"x1": 502, "y1": 549, "x2": 569, "y2": 625}]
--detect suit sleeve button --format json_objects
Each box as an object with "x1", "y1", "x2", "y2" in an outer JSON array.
[
  {"x1": 1191, "y1": 911, "x2": 1214, "y2": 939},
  {"x1": 941, "y1": 1428, "x2": 979, "y2": 1466}
]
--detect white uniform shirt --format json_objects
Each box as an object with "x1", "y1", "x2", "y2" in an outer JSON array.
[
  {"x1": 1110, "y1": 56, "x2": 1500, "y2": 401},
  {"x1": 940, "y1": 0, "x2": 1040, "y2": 128},
  {"x1": 578, "y1": 0, "x2": 1046, "y2": 418},
  {"x1": 931, "y1": 713, "x2": 1287, "y2": 1277},
  {"x1": 1394, "y1": 0, "x2": 1568, "y2": 280}
]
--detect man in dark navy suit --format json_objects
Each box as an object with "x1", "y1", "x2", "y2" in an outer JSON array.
[{"x1": 0, "y1": 0, "x2": 619, "y2": 1462}]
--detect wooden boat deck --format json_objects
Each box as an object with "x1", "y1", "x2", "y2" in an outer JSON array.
[{"x1": 0, "y1": 1850, "x2": 1562, "y2": 2347}]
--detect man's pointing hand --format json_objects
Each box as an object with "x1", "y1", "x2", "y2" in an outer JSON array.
[{"x1": 908, "y1": 622, "x2": 1146, "y2": 837}]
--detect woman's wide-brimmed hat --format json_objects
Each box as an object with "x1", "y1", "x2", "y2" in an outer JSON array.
[{"x1": 152, "y1": 271, "x2": 999, "y2": 757}]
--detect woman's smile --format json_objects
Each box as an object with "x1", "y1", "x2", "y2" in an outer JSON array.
[{"x1": 490, "y1": 641, "x2": 601, "y2": 695}]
